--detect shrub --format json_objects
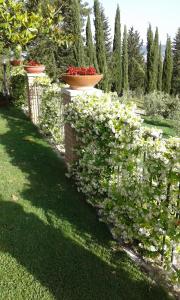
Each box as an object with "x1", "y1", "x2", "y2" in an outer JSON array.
[
  {"x1": 65, "y1": 93, "x2": 180, "y2": 277},
  {"x1": 144, "y1": 91, "x2": 180, "y2": 119},
  {"x1": 10, "y1": 66, "x2": 27, "y2": 108}
]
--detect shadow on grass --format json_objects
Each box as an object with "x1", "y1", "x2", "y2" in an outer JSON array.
[
  {"x1": 0, "y1": 107, "x2": 172, "y2": 300},
  {"x1": 0, "y1": 199, "x2": 172, "y2": 300},
  {"x1": 143, "y1": 116, "x2": 173, "y2": 128}
]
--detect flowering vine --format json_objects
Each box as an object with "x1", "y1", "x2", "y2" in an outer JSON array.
[{"x1": 65, "y1": 93, "x2": 180, "y2": 279}]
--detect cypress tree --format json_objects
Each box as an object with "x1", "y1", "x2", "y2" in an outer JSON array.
[
  {"x1": 157, "y1": 44, "x2": 163, "y2": 91},
  {"x1": 71, "y1": 0, "x2": 85, "y2": 66},
  {"x1": 94, "y1": 0, "x2": 108, "y2": 91},
  {"x1": 56, "y1": 0, "x2": 90, "y2": 72},
  {"x1": 172, "y1": 28, "x2": 180, "y2": 95},
  {"x1": 111, "y1": 4, "x2": 122, "y2": 95},
  {"x1": 122, "y1": 25, "x2": 129, "y2": 92},
  {"x1": 146, "y1": 24, "x2": 154, "y2": 93},
  {"x1": 27, "y1": 0, "x2": 90, "y2": 76},
  {"x1": 85, "y1": 15, "x2": 99, "y2": 70},
  {"x1": 100, "y1": 5, "x2": 112, "y2": 64},
  {"x1": 162, "y1": 36, "x2": 173, "y2": 94},
  {"x1": 153, "y1": 27, "x2": 159, "y2": 88},
  {"x1": 127, "y1": 27, "x2": 145, "y2": 92}
]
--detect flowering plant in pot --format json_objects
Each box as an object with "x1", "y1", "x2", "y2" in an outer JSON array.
[
  {"x1": 24, "y1": 60, "x2": 45, "y2": 74},
  {"x1": 10, "y1": 45, "x2": 23, "y2": 66},
  {"x1": 62, "y1": 66, "x2": 103, "y2": 90}
]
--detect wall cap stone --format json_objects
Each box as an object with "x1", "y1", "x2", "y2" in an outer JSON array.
[
  {"x1": 26, "y1": 73, "x2": 47, "y2": 78},
  {"x1": 61, "y1": 87, "x2": 103, "y2": 98}
]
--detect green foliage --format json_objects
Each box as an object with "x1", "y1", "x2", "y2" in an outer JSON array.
[
  {"x1": 144, "y1": 91, "x2": 180, "y2": 119},
  {"x1": 146, "y1": 24, "x2": 155, "y2": 93},
  {"x1": 0, "y1": 41, "x2": 5, "y2": 91},
  {"x1": 27, "y1": 0, "x2": 90, "y2": 77},
  {"x1": 0, "y1": 0, "x2": 42, "y2": 47},
  {"x1": 162, "y1": 37, "x2": 173, "y2": 94},
  {"x1": 100, "y1": 4, "x2": 112, "y2": 64},
  {"x1": 145, "y1": 26, "x2": 161, "y2": 92},
  {"x1": 35, "y1": 78, "x2": 64, "y2": 144},
  {"x1": 72, "y1": 0, "x2": 85, "y2": 66},
  {"x1": 28, "y1": 37, "x2": 59, "y2": 80},
  {"x1": 0, "y1": 0, "x2": 71, "y2": 55},
  {"x1": 157, "y1": 44, "x2": 163, "y2": 91},
  {"x1": 85, "y1": 15, "x2": 99, "y2": 70},
  {"x1": 122, "y1": 25, "x2": 129, "y2": 92},
  {"x1": 94, "y1": 0, "x2": 108, "y2": 91},
  {"x1": 111, "y1": 5, "x2": 122, "y2": 95},
  {"x1": 0, "y1": 107, "x2": 171, "y2": 300},
  {"x1": 172, "y1": 27, "x2": 180, "y2": 95},
  {"x1": 10, "y1": 66, "x2": 27, "y2": 108},
  {"x1": 65, "y1": 92, "x2": 180, "y2": 279},
  {"x1": 13, "y1": 44, "x2": 22, "y2": 60},
  {"x1": 54, "y1": 0, "x2": 90, "y2": 70},
  {"x1": 127, "y1": 27, "x2": 145, "y2": 92},
  {"x1": 153, "y1": 27, "x2": 159, "y2": 88}
]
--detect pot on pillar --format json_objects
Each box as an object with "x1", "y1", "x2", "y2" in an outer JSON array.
[
  {"x1": 10, "y1": 59, "x2": 22, "y2": 66},
  {"x1": 61, "y1": 66, "x2": 103, "y2": 90},
  {"x1": 24, "y1": 65, "x2": 45, "y2": 74},
  {"x1": 62, "y1": 74, "x2": 103, "y2": 90},
  {"x1": 24, "y1": 60, "x2": 45, "y2": 74}
]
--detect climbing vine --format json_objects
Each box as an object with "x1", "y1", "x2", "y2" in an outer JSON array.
[{"x1": 65, "y1": 93, "x2": 180, "y2": 279}]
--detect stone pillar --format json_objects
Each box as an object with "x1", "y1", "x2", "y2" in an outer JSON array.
[
  {"x1": 26, "y1": 73, "x2": 46, "y2": 124},
  {"x1": 62, "y1": 87, "x2": 103, "y2": 166}
]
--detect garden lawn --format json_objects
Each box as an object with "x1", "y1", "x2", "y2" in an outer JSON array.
[
  {"x1": 0, "y1": 107, "x2": 174, "y2": 300},
  {"x1": 143, "y1": 116, "x2": 178, "y2": 138}
]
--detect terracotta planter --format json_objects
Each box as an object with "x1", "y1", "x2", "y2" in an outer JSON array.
[
  {"x1": 10, "y1": 59, "x2": 22, "y2": 66},
  {"x1": 24, "y1": 65, "x2": 45, "y2": 74},
  {"x1": 62, "y1": 74, "x2": 103, "y2": 90}
]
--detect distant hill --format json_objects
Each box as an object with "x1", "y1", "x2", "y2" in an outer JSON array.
[{"x1": 141, "y1": 45, "x2": 166, "y2": 60}]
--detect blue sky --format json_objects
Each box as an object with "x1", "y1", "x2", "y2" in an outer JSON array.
[{"x1": 88, "y1": 0, "x2": 180, "y2": 44}]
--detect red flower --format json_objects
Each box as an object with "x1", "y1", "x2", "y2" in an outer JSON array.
[
  {"x1": 87, "y1": 66, "x2": 96, "y2": 75},
  {"x1": 27, "y1": 60, "x2": 41, "y2": 66},
  {"x1": 66, "y1": 66, "x2": 97, "y2": 75},
  {"x1": 78, "y1": 67, "x2": 87, "y2": 75}
]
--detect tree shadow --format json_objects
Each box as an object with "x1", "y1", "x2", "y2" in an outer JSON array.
[
  {"x1": 0, "y1": 107, "x2": 106, "y2": 245},
  {"x1": 0, "y1": 200, "x2": 171, "y2": 300},
  {"x1": 0, "y1": 108, "x2": 172, "y2": 299}
]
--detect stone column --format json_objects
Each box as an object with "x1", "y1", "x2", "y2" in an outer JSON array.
[
  {"x1": 62, "y1": 87, "x2": 103, "y2": 167},
  {"x1": 26, "y1": 73, "x2": 46, "y2": 125}
]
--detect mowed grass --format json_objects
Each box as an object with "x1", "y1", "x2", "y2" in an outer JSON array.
[
  {"x1": 143, "y1": 115, "x2": 178, "y2": 138},
  {"x1": 0, "y1": 107, "x2": 174, "y2": 300},
  {"x1": 129, "y1": 97, "x2": 179, "y2": 137}
]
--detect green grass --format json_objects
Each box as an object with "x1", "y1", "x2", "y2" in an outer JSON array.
[
  {"x1": 143, "y1": 115, "x2": 178, "y2": 137},
  {"x1": 0, "y1": 107, "x2": 173, "y2": 300}
]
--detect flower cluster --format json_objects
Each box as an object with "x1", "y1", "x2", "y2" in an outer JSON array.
[
  {"x1": 27, "y1": 60, "x2": 42, "y2": 66},
  {"x1": 66, "y1": 66, "x2": 97, "y2": 75},
  {"x1": 65, "y1": 93, "x2": 180, "y2": 276}
]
